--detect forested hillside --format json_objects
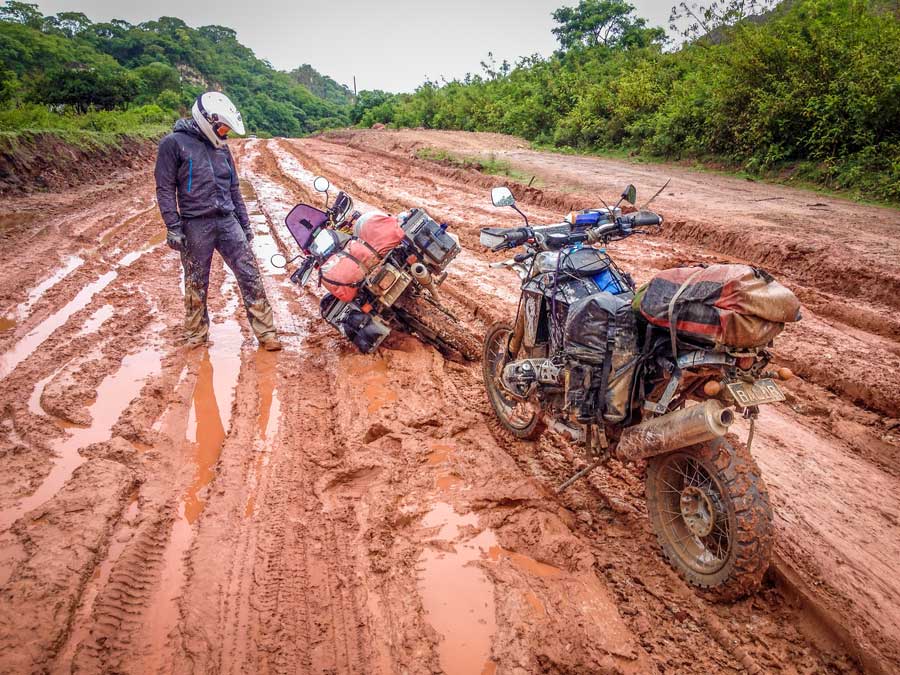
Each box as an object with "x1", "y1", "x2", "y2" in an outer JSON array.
[
  {"x1": 357, "y1": 0, "x2": 900, "y2": 201},
  {"x1": 0, "y1": 1, "x2": 352, "y2": 137}
]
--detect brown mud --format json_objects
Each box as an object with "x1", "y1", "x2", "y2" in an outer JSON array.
[
  {"x1": 0, "y1": 131, "x2": 158, "y2": 196},
  {"x1": 0, "y1": 132, "x2": 896, "y2": 673}
]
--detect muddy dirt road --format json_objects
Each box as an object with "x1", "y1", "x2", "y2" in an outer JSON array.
[{"x1": 0, "y1": 130, "x2": 897, "y2": 674}]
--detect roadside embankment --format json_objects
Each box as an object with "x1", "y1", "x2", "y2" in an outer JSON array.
[{"x1": 0, "y1": 128, "x2": 163, "y2": 196}]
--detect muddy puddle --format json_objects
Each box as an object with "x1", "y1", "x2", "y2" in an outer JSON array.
[
  {"x1": 0, "y1": 345, "x2": 162, "y2": 530},
  {"x1": 244, "y1": 349, "x2": 280, "y2": 518},
  {"x1": 76, "y1": 304, "x2": 115, "y2": 336},
  {"x1": 0, "y1": 270, "x2": 116, "y2": 379},
  {"x1": 183, "y1": 276, "x2": 243, "y2": 520},
  {"x1": 0, "y1": 235, "x2": 163, "y2": 381},
  {"x1": 5, "y1": 254, "x2": 84, "y2": 325},
  {"x1": 418, "y1": 502, "x2": 498, "y2": 675}
]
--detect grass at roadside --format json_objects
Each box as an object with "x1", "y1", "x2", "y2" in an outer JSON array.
[{"x1": 0, "y1": 125, "x2": 169, "y2": 154}]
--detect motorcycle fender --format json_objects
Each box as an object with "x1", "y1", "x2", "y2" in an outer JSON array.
[{"x1": 522, "y1": 289, "x2": 542, "y2": 349}]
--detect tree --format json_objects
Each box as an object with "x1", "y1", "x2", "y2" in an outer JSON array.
[
  {"x1": 133, "y1": 61, "x2": 180, "y2": 99},
  {"x1": 33, "y1": 63, "x2": 138, "y2": 111},
  {"x1": 350, "y1": 89, "x2": 395, "y2": 124},
  {"x1": 551, "y1": 0, "x2": 658, "y2": 50},
  {"x1": 0, "y1": 1, "x2": 43, "y2": 28},
  {"x1": 198, "y1": 24, "x2": 236, "y2": 43},
  {"x1": 669, "y1": 0, "x2": 778, "y2": 41}
]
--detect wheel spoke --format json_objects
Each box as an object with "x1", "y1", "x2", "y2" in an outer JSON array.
[{"x1": 660, "y1": 478, "x2": 683, "y2": 494}]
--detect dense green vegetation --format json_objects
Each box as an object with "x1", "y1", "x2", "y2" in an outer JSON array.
[
  {"x1": 358, "y1": 0, "x2": 900, "y2": 202},
  {"x1": 0, "y1": 1, "x2": 352, "y2": 137}
]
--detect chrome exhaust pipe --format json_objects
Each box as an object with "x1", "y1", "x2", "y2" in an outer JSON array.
[
  {"x1": 615, "y1": 400, "x2": 734, "y2": 462},
  {"x1": 410, "y1": 262, "x2": 438, "y2": 299}
]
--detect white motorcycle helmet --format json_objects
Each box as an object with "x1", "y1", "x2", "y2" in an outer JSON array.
[{"x1": 191, "y1": 91, "x2": 246, "y2": 148}]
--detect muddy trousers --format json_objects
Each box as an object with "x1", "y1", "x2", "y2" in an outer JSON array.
[{"x1": 180, "y1": 214, "x2": 276, "y2": 344}]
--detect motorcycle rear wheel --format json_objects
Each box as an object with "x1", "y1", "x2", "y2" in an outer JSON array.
[
  {"x1": 482, "y1": 322, "x2": 545, "y2": 440},
  {"x1": 394, "y1": 297, "x2": 480, "y2": 362},
  {"x1": 645, "y1": 436, "x2": 773, "y2": 600}
]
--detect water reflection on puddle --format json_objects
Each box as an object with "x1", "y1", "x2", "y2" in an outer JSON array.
[
  {"x1": 76, "y1": 304, "x2": 114, "y2": 337},
  {"x1": 0, "y1": 270, "x2": 118, "y2": 380},
  {"x1": 347, "y1": 358, "x2": 397, "y2": 414},
  {"x1": 0, "y1": 345, "x2": 162, "y2": 530},
  {"x1": 245, "y1": 350, "x2": 280, "y2": 518},
  {"x1": 182, "y1": 290, "x2": 243, "y2": 523},
  {"x1": 418, "y1": 502, "x2": 497, "y2": 675}
]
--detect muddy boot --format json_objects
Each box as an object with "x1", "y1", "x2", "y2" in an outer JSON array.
[
  {"x1": 185, "y1": 336, "x2": 209, "y2": 349},
  {"x1": 260, "y1": 336, "x2": 282, "y2": 351}
]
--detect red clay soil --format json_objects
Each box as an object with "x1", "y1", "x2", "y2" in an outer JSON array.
[
  {"x1": 0, "y1": 131, "x2": 896, "y2": 674},
  {"x1": 0, "y1": 131, "x2": 159, "y2": 196}
]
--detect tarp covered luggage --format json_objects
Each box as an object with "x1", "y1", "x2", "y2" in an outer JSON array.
[
  {"x1": 353, "y1": 212, "x2": 405, "y2": 256},
  {"x1": 564, "y1": 292, "x2": 639, "y2": 423},
  {"x1": 639, "y1": 264, "x2": 801, "y2": 349},
  {"x1": 320, "y1": 240, "x2": 379, "y2": 302}
]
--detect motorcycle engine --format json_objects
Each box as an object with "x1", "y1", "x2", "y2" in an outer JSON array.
[{"x1": 501, "y1": 358, "x2": 563, "y2": 399}]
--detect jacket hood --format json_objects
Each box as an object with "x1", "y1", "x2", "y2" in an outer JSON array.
[{"x1": 173, "y1": 118, "x2": 208, "y2": 142}]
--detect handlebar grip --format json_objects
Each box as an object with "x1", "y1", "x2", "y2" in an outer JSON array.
[{"x1": 629, "y1": 211, "x2": 663, "y2": 227}]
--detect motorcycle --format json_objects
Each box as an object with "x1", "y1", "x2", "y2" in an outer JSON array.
[
  {"x1": 480, "y1": 184, "x2": 797, "y2": 599},
  {"x1": 283, "y1": 176, "x2": 479, "y2": 361}
]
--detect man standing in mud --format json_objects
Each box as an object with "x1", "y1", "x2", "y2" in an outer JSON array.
[{"x1": 155, "y1": 91, "x2": 282, "y2": 351}]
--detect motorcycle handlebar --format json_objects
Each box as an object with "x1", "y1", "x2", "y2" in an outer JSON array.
[
  {"x1": 620, "y1": 210, "x2": 663, "y2": 228},
  {"x1": 485, "y1": 209, "x2": 661, "y2": 251}
]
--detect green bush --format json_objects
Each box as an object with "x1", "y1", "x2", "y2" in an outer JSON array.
[{"x1": 0, "y1": 102, "x2": 176, "y2": 133}]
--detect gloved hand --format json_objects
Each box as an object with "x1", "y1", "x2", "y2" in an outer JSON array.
[
  {"x1": 166, "y1": 223, "x2": 186, "y2": 252},
  {"x1": 243, "y1": 227, "x2": 254, "y2": 243}
]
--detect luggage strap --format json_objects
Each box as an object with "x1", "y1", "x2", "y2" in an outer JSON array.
[
  {"x1": 667, "y1": 268, "x2": 705, "y2": 361},
  {"x1": 597, "y1": 321, "x2": 616, "y2": 416},
  {"x1": 319, "y1": 239, "x2": 381, "y2": 289}
]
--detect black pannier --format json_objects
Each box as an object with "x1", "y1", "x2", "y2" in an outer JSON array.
[
  {"x1": 320, "y1": 293, "x2": 391, "y2": 354},
  {"x1": 564, "y1": 292, "x2": 639, "y2": 423},
  {"x1": 400, "y1": 209, "x2": 459, "y2": 271}
]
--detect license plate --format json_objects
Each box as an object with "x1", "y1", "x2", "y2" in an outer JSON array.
[{"x1": 726, "y1": 379, "x2": 785, "y2": 407}]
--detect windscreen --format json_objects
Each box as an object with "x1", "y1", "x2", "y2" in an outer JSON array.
[{"x1": 285, "y1": 203, "x2": 329, "y2": 251}]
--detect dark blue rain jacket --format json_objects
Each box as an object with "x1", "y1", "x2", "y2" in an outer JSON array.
[{"x1": 154, "y1": 119, "x2": 250, "y2": 231}]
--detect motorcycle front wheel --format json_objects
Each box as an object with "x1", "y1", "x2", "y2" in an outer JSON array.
[
  {"x1": 482, "y1": 322, "x2": 545, "y2": 440},
  {"x1": 645, "y1": 436, "x2": 773, "y2": 600}
]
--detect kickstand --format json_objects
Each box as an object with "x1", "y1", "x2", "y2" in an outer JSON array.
[{"x1": 556, "y1": 456, "x2": 604, "y2": 494}]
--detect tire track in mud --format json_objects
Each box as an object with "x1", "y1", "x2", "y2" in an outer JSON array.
[{"x1": 0, "y1": 185, "x2": 195, "y2": 673}]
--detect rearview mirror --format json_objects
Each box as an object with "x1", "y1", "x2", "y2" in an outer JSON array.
[
  {"x1": 491, "y1": 186, "x2": 515, "y2": 208},
  {"x1": 622, "y1": 184, "x2": 637, "y2": 205},
  {"x1": 270, "y1": 253, "x2": 287, "y2": 269},
  {"x1": 313, "y1": 176, "x2": 330, "y2": 193}
]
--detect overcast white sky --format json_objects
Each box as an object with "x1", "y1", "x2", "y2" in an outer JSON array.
[{"x1": 32, "y1": 0, "x2": 673, "y2": 92}]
